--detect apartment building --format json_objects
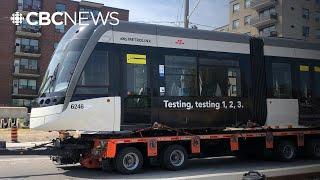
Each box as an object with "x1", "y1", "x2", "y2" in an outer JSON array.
[
  {"x1": 217, "y1": 0, "x2": 320, "y2": 42},
  {"x1": 0, "y1": 0, "x2": 129, "y2": 109}
]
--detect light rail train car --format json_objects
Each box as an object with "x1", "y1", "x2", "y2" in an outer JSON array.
[{"x1": 30, "y1": 21, "x2": 320, "y2": 132}]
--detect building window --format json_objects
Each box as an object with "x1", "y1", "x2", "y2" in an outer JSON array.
[
  {"x1": 18, "y1": 0, "x2": 41, "y2": 11},
  {"x1": 19, "y1": 79, "x2": 28, "y2": 89},
  {"x1": 244, "y1": 0, "x2": 251, "y2": 8},
  {"x1": 19, "y1": 59, "x2": 37, "y2": 70},
  {"x1": 19, "y1": 79, "x2": 36, "y2": 90},
  {"x1": 259, "y1": 25, "x2": 276, "y2": 36},
  {"x1": 315, "y1": 11, "x2": 320, "y2": 23},
  {"x1": 32, "y1": 0, "x2": 41, "y2": 10},
  {"x1": 12, "y1": 99, "x2": 32, "y2": 107},
  {"x1": 232, "y1": 19, "x2": 240, "y2": 29},
  {"x1": 259, "y1": 7, "x2": 276, "y2": 19},
  {"x1": 29, "y1": 80, "x2": 36, "y2": 90},
  {"x1": 56, "y1": 3, "x2": 66, "y2": 12},
  {"x1": 20, "y1": 59, "x2": 29, "y2": 69},
  {"x1": 302, "y1": 26, "x2": 310, "y2": 37},
  {"x1": 233, "y1": 3, "x2": 240, "y2": 13},
  {"x1": 244, "y1": 15, "x2": 252, "y2": 25},
  {"x1": 29, "y1": 59, "x2": 37, "y2": 70},
  {"x1": 19, "y1": 20, "x2": 40, "y2": 33},
  {"x1": 199, "y1": 56, "x2": 241, "y2": 97},
  {"x1": 302, "y1": 8, "x2": 310, "y2": 19},
  {"x1": 12, "y1": 99, "x2": 23, "y2": 107},
  {"x1": 165, "y1": 55, "x2": 197, "y2": 96},
  {"x1": 16, "y1": 38, "x2": 39, "y2": 53},
  {"x1": 272, "y1": 63, "x2": 292, "y2": 98},
  {"x1": 55, "y1": 24, "x2": 65, "y2": 33}
]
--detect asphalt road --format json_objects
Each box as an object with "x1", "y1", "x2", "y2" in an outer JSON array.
[{"x1": 0, "y1": 155, "x2": 320, "y2": 180}]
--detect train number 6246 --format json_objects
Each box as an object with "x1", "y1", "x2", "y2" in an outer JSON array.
[{"x1": 70, "y1": 104, "x2": 84, "y2": 109}]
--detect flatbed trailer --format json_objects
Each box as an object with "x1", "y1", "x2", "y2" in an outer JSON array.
[{"x1": 52, "y1": 124, "x2": 320, "y2": 174}]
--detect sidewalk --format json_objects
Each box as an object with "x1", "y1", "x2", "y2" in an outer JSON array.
[
  {"x1": 0, "y1": 129, "x2": 58, "y2": 143},
  {"x1": 4, "y1": 141, "x2": 50, "y2": 150}
]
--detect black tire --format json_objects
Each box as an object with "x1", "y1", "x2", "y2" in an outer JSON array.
[
  {"x1": 115, "y1": 147, "x2": 143, "y2": 174},
  {"x1": 276, "y1": 140, "x2": 297, "y2": 162},
  {"x1": 161, "y1": 145, "x2": 188, "y2": 171},
  {"x1": 307, "y1": 139, "x2": 320, "y2": 159}
]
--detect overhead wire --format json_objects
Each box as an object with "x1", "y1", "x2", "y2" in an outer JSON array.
[
  {"x1": 176, "y1": 0, "x2": 184, "y2": 27},
  {"x1": 188, "y1": 0, "x2": 201, "y2": 19}
]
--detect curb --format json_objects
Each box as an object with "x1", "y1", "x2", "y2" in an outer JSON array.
[
  {"x1": 0, "y1": 140, "x2": 54, "y2": 156},
  {"x1": 0, "y1": 149, "x2": 52, "y2": 156}
]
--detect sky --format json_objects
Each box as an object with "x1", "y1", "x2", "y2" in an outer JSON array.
[{"x1": 78, "y1": 0, "x2": 229, "y2": 30}]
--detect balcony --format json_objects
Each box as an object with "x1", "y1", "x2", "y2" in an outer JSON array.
[
  {"x1": 251, "y1": 0, "x2": 277, "y2": 10},
  {"x1": 17, "y1": 4, "x2": 41, "y2": 15},
  {"x1": 12, "y1": 89, "x2": 38, "y2": 98},
  {"x1": 16, "y1": 26, "x2": 41, "y2": 38},
  {"x1": 15, "y1": 45, "x2": 41, "y2": 58},
  {"x1": 13, "y1": 68, "x2": 40, "y2": 78},
  {"x1": 260, "y1": 31, "x2": 278, "y2": 37},
  {"x1": 251, "y1": 13, "x2": 278, "y2": 28}
]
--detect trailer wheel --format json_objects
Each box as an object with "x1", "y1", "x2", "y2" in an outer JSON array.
[
  {"x1": 162, "y1": 145, "x2": 188, "y2": 171},
  {"x1": 307, "y1": 139, "x2": 320, "y2": 159},
  {"x1": 276, "y1": 140, "x2": 296, "y2": 162},
  {"x1": 115, "y1": 147, "x2": 143, "y2": 174}
]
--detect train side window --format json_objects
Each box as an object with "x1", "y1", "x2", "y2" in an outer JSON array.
[
  {"x1": 299, "y1": 65, "x2": 311, "y2": 98},
  {"x1": 271, "y1": 63, "x2": 292, "y2": 98},
  {"x1": 165, "y1": 55, "x2": 197, "y2": 97},
  {"x1": 126, "y1": 64, "x2": 148, "y2": 96},
  {"x1": 314, "y1": 66, "x2": 320, "y2": 97},
  {"x1": 199, "y1": 57, "x2": 241, "y2": 97},
  {"x1": 125, "y1": 53, "x2": 150, "y2": 112},
  {"x1": 75, "y1": 49, "x2": 109, "y2": 95}
]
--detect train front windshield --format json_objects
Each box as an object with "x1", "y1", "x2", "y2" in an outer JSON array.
[{"x1": 39, "y1": 24, "x2": 96, "y2": 97}]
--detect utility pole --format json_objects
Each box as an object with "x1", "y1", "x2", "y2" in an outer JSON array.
[{"x1": 184, "y1": 0, "x2": 189, "y2": 28}]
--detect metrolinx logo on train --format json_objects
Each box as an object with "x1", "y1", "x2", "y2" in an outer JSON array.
[{"x1": 10, "y1": 11, "x2": 120, "y2": 26}]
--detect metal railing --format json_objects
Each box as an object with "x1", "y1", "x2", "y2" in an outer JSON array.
[
  {"x1": 251, "y1": 0, "x2": 277, "y2": 10},
  {"x1": 18, "y1": 45, "x2": 40, "y2": 54},
  {"x1": 251, "y1": 12, "x2": 278, "y2": 27}
]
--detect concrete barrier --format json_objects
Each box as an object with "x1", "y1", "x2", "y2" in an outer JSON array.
[
  {"x1": 0, "y1": 107, "x2": 28, "y2": 119},
  {"x1": 0, "y1": 107, "x2": 29, "y2": 129}
]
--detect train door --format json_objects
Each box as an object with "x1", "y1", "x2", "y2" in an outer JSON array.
[
  {"x1": 121, "y1": 46, "x2": 151, "y2": 127},
  {"x1": 312, "y1": 65, "x2": 320, "y2": 125},
  {"x1": 298, "y1": 64, "x2": 313, "y2": 124}
]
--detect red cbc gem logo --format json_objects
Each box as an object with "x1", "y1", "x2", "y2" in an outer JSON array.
[{"x1": 175, "y1": 39, "x2": 185, "y2": 45}]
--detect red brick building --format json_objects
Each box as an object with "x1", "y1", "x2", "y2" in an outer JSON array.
[{"x1": 0, "y1": 0, "x2": 129, "y2": 108}]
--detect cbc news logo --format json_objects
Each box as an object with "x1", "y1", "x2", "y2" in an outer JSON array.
[
  {"x1": 10, "y1": 12, "x2": 24, "y2": 25},
  {"x1": 9, "y1": 11, "x2": 120, "y2": 26}
]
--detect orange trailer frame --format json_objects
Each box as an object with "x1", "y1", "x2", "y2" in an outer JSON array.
[{"x1": 80, "y1": 128, "x2": 320, "y2": 169}]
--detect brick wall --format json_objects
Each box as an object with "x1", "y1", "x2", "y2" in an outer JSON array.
[
  {"x1": 0, "y1": 0, "x2": 17, "y2": 105},
  {"x1": 0, "y1": 0, "x2": 129, "y2": 107}
]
